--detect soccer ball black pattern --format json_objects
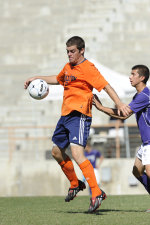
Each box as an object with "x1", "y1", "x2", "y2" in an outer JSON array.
[{"x1": 28, "y1": 79, "x2": 49, "y2": 100}]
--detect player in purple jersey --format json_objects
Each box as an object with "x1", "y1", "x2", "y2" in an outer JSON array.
[
  {"x1": 84, "y1": 139, "x2": 104, "y2": 194},
  {"x1": 92, "y1": 65, "x2": 150, "y2": 201}
]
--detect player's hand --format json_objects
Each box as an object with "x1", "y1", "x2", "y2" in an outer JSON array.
[
  {"x1": 117, "y1": 102, "x2": 130, "y2": 116},
  {"x1": 92, "y1": 94, "x2": 103, "y2": 109},
  {"x1": 24, "y1": 77, "x2": 36, "y2": 89}
]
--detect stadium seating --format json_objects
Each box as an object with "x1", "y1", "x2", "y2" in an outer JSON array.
[
  {"x1": 1, "y1": 1, "x2": 149, "y2": 196},
  {"x1": 0, "y1": 0, "x2": 149, "y2": 157}
]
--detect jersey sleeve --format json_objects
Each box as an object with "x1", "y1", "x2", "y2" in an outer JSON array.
[
  {"x1": 56, "y1": 67, "x2": 65, "y2": 86},
  {"x1": 84, "y1": 63, "x2": 108, "y2": 91},
  {"x1": 129, "y1": 92, "x2": 150, "y2": 113}
]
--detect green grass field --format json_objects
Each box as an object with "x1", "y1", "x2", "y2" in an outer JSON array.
[{"x1": 0, "y1": 195, "x2": 149, "y2": 225}]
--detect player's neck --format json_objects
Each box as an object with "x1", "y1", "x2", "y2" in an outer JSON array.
[
  {"x1": 78, "y1": 56, "x2": 85, "y2": 64},
  {"x1": 136, "y1": 83, "x2": 146, "y2": 93},
  {"x1": 72, "y1": 56, "x2": 86, "y2": 66}
]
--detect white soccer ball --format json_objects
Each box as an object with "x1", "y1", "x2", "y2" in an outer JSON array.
[{"x1": 28, "y1": 79, "x2": 49, "y2": 100}]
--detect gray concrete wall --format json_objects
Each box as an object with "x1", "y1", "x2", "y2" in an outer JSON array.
[
  {"x1": 0, "y1": 158, "x2": 147, "y2": 197},
  {"x1": 1, "y1": 0, "x2": 150, "y2": 127}
]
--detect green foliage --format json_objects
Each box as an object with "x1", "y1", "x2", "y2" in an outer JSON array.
[{"x1": 0, "y1": 195, "x2": 149, "y2": 225}]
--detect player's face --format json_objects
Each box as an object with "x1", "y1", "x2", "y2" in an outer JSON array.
[
  {"x1": 66, "y1": 45, "x2": 84, "y2": 65},
  {"x1": 129, "y1": 69, "x2": 144, "y2": 87}
]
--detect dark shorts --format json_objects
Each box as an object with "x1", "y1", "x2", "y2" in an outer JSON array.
[{"x1": 52, "y1": 111, "x2": 92, "y2": 149}]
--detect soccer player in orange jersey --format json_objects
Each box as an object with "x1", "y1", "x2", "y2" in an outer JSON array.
[{"x1": 24, "y1": 36, "x2": 130, "y2": 213}]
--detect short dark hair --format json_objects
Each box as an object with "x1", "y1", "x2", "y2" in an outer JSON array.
[
  {"x1": 132, "y1": 64, "x2": 149, "y2": 84},
  {"x1": 66, "y1": 36, "x2": 85, "y2": 51}
]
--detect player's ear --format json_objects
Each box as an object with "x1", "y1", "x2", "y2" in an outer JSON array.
[
  {"x1": 140, "y1": 75, "x2": 145, "y2": 82},
  {"x1": 80, "y1": 48, "x2": 85, "y2": 55}
]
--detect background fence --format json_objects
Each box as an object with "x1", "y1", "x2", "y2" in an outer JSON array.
[{"x1": 0, "y1": 123, "x2": 141, "y2": 163}]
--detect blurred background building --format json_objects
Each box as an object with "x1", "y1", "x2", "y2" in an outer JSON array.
[{"x1": 0, "y1": 0, "x2": 150, "y2": 196}]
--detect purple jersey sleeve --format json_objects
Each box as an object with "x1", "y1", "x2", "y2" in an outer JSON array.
[{"x1": 129, "y1": 90, "x2": 149, "y2": 113}]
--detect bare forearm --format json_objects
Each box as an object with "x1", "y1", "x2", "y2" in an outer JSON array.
[
  {"x1": 95, "y1": 102, "x2": 119, "y2": 118},
  {"x1": 103, "y1": 84, "x2": 121, "y2": 107},
  {"x1": 95, "y1": 101, "x2": 131, "y2": 120},
  {"x1": 93, "y1": 94, "x2": 133, "y2": 119},
  {"x1": 32, "y1": 75, "x2": 58, "y2": 84},
  {"x1": 24, "y1": 75, "x2": 58, "y2": 89},
  {"x1": 103, "y1": 84, "x2": 131, "y2": 116}
]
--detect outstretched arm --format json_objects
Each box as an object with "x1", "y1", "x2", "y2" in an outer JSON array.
[
  {"x1": 103, "y1": 84, "x2": 131, "y2": 117},
  {"x1": 24, "y1": 75, "x2": 58, "y2": 89},
  {"x1": 93, "y1": 94, "x2": 133, "y2": 120}
]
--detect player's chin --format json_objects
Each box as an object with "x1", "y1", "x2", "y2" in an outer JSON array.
[
  {"x1": 69, "y1": 59, "x2": 75, "y2": 64},
  {"x1": 130, "y1": 83, "x2": 135, "y2": 87},
  {"x1": 130, "y1": 81, "x2": 133, "y2": 86}
]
